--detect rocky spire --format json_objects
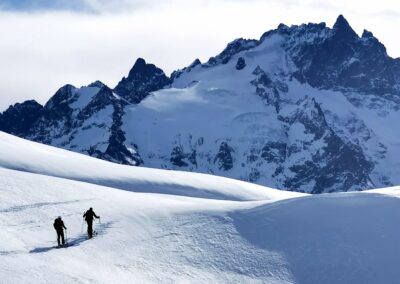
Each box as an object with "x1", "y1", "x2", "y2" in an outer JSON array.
[
  {"x1": 332, "y1": 15, "x2": 358, "y2": 39},
  {"x1": 114, "y1": 58, "x2": 171, "y2": 104}
]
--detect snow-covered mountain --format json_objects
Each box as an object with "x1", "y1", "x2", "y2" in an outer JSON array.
[
  {"x1": 1, "y1": 15, "x2": 400, "y2": 193},
  {"x1": 2, "y1": 131, "x2": 400, "y2": 283}
]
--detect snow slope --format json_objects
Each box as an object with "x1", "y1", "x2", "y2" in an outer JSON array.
[
  {"x1": 123, "y1": 35, "x2": 289, "y2": 187},
  {"x1": 0, "y1": 131, "x2": 302, "y2": 202},
  {"x1": 1, "y1": 132, "x2": 400, "y2": 283}
]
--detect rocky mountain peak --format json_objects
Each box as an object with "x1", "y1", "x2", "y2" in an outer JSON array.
[
  {"x1": 361, "y1": 29, "x2": 374, "y2": 39},
  {"x1": 114, "y1": 58, "x2": 171, "y2": 104},
  {"x1": 219, "y1": 38, "x2": 258, "y2": 59},
  {"x1": 332, "y1": 14, "x2": 358, "y2": 40},
  {"x1": 284, "y1": 14, "x2": 399, "y2": 96},
  {"x1": 188, "y1": 59, "x2": 201, "y2": 69},
  {"x1": 44, "y1": 84, "x2": 76, "y2": 110},
  {"x1": 170, "y1": 59, "x2": 202, "y2": 80},
  {"x1": 0, "y1": 100, "x2": 43, "y2": 136},
  {"x1": 203, "y1": 38, "x2": 258, "y2": 67},
  {"x1": 88, "y1": 80, "x2": 106, "y2": 88},
  {"x1": 128, "y1": 58, "x2": 151, "y2": 77},
  {"x1": 276, "y1": 23, "x2": 291, "y2": 35}
]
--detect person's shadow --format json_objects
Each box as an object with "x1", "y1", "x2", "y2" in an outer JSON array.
[
  {"x1": 29, "y1": 235, "x2": 89, "y2": 253},
  {"x1": 29, "y1": 221, "x2": 113, "y2": 254}
]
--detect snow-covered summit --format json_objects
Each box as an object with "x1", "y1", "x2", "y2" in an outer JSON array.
[{"x1": 1, "y1": 15, "x2": 399, "y2": 193}]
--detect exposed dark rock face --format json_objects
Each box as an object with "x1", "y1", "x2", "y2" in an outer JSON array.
[
  {"x1": 1, "y1": 83, "x2": 142, "y2": 166},
  {"x1": 170, "y1": 145, "x2": 188, "y2": 167},
  {"x1": 236, "y1": 57, "x2": 246, "y2": 70},
  {"x1": 261, "y1": 142, "x2": 286, "y2": 163},
  {"x1": 171, "y1": 59, "x2": 201, "y2": 80},
  {"x1": 251, "y1": 66, "x2": 286, "y2": 112},
  {"x1": 103, "y1": 106, "x2": 142, "y2": 165},
  {"x1": 0, "y1": 100, "x2": 43, "y2": 136},
  {"x1": 281, "y1": 15, "x2": 399, "y2": 97},
  {"x1": 169, "y1": 141, "x2": 198, "y2": 168},
  {"x1": 203, "y1": 38, "x2": 257, "y2": 67},
  {"x1": 29, "y1": 84, "x2": 77, "y2": 144},
  {"x1": 279, "y1": 98, "x2": 373, "y2": 193},
  {"x1": 214, "y1": 142, "x2": 234, "y2": 171},
  {"x1": 84, "y1": 86, "x2": 142, "y2": 165},
  {"x1": 114, "y1": 58, "x2": 171, "y2": 104}
]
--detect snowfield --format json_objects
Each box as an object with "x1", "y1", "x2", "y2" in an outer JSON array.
[
  {"x1": 1, "y1": 131, "x2": 400, "y2": 283},
  {"x1": 0, "y1": 132, "x2": 300, "y2": 202}
]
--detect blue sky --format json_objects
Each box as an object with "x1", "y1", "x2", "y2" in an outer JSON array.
[
  {"x1": 0, "y1": 0, "x2": 398, "y2": 110},
  {"x1": 0, "y1": 0, "x2": 158, "y2": 13},
  {"x1": 0, "y1": 0, "x2": 89, "y2": 12}
]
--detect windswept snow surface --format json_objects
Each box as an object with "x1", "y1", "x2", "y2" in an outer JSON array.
[
  {"x1": 1, "y1": 132, "x2": 400, "y2": 283},
  {"x1": 0, "y1": 131, "x2": 300, "y2": 202}
]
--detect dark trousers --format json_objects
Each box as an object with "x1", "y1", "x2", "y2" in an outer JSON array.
[
  {"x1": 56, "y1": 230, "x2": 65, "y2": 245},
  {"x1": 87, "y1": 221, "x2": 93, "y2": 238}
]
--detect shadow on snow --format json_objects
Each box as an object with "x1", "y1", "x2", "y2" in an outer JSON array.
[
  {"x1": 230, "y1": 193, "x2": 400, "y2": 284},
  {"x1": 29, "y1": 221, "x2": 113, "y2": 254}
]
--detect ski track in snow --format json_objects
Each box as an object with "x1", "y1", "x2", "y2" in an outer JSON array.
[
  {"x1": 1, "y1": 132, "x2": 400, "y2": 283},
  {"x1": 0, "y1": 167, "x2": 287, "y2": 283}
]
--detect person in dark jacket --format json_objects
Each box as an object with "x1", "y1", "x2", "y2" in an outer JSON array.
[
  {"x1": 83, "y1": 207, "x2": 100, "y2": 238},
  {"x1": 53, "y1": 216, "x2": 67, "y2": 246}
]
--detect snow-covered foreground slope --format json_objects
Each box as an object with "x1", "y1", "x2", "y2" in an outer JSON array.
[
  {"x1": 0, "y1": 131, "x2": 301, "y2": 201},
  {"x1": 0, "y1": 168, "x2": 272, "y2": 283},
  {"x1": 2, "y1": 132, "x2": 400, "y2": 283},
  {"x1": 232, "y1": 190, "x2": 400, "y2": 284}
]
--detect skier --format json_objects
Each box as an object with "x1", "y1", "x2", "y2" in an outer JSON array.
[
  {"x1": 83, "y1": 207, "x2": 100, "y2": 238},
  {"x1": 53, "y1": 216, "x2": 67, "y2": 246}
]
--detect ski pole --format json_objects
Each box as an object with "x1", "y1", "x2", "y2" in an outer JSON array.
[
  {"x1": 98, "y1": 217, "x2": 101, "y2": 234},
  {"x1": 81, "y1": 218, "x2": 84, "y2": 233}
]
